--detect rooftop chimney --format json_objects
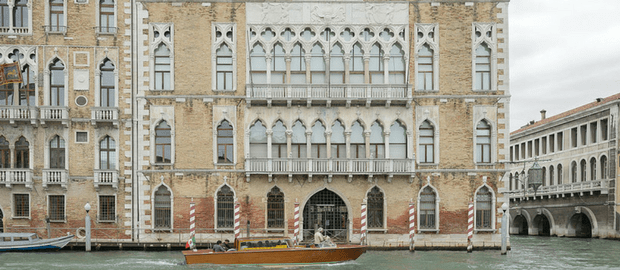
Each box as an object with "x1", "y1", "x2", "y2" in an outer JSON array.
[
  {"x1": 596, "y1": 98, "x2": 603, "y2": 102},
  {"x1": 540, "y1": 109, "x2": 547, "y2": 120}
]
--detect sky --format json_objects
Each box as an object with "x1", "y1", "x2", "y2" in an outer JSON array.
[{"x1": 509, "y1": 0, "x2": 620, "y2": 131}]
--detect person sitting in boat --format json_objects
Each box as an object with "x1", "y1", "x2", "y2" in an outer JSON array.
[
  {"x1": 223, "y1": 239, "x2": 236, "y2": 251},
  {"x1": 213, "y1": 240, "x2": 227, "y2": 252},
  {"x1": 314, "y1": 228, "x2": 330, "y2": 248}
]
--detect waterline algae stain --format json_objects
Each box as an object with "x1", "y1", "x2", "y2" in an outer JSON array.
[{"x1": 2, "y1": 237, "x2": 620, "y2": 269}]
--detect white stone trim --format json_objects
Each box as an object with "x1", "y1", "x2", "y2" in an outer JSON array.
[
  {"x1": 149, "y1": 106, "x2": 175, "y2": 165},
  {"x1": 471, "y1": 22, "x2": 497, "y2": 91},
  {"x1": 151, "y1": 182, "x2": 173, "y2": 231},
  {"x1": 417, "y1": 178, "x2": 440, "y2": 231},
  {"x1": 43, "y1": 0, "x2": 67, "y2": 34},
  {"x1": 43, "y1": 55, "x2": 69, "y2": 107},
  {"x1": 213, "y1": 105, "x2": 237, "y2": 166},
  {"x1": 414, "y1": 23, "x2": 439, "y2": 92},
  {"x1": 149, "y1": 23, "x2": 174, "y2": 91},
  {"x1": 474, "y1": 179, "x2": 496, "y2": 231},
  {"x1": 415, "y1": 106, "x2": 440, "y2": 164},
  {"x1": 213, "y1": 182, "x2": 236, "y2": 231},
  {"x1": 365, "y1": 185, "x2": 387, "y2": 230},
  {"x1": 212, "y1": 22, "x2": 237, "y2": 92},
  {"x1": 94, "y1": 56, "x2": 119, "y2": 107}
]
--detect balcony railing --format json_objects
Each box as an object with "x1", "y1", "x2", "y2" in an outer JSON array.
[
  {"x1": 0, "y1": 106, "x2": 37, "y2": 125},
  {"x1": 0, "y1": 169, "x2": 33, "y2": 188},
  {"x1": 91, "y1": 107, "x2": 119, "y2": 125},
  {"x1": 246, "y1": 157, "x2": 415, "y2": 182},
  {"x1": 43, "y1": 25, "x2": 67, "y2": 34},
  {"x1": 508, "y1": 178, "x2": 610, "y2": 199},
  {"x1": 40, "y1": 106, "x2": 69, "y2": 126},
  {"x1": 94, "y1": 26, "x2": 117, "y2": 35},
  {"x1": 94, "y1": 170, "x2": 118, "y2": 190},
  {"x1": 246, "y1": 84, "x2": 412, "y2": 107},
  {"x1": 42, "y1": 169, "x2": 68, "y2": 189}
]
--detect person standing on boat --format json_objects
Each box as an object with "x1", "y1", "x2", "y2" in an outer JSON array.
[{"x1": 314, "y1": 228, "x2": 329, "y2": 248}]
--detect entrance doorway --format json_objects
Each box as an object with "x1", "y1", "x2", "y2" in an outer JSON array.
[
  {"x1": 533, "y1": 215, "x2": 551, "y2": 236},
  {"x1": 513, "y1": 215, "x2": 528, "y2": 235},
  {"x1": 303, "y1": 189, "x2": 348, "y2": 243},
  {"x1": 569, "y1": 213, "x2": 592, "y2": 238}
]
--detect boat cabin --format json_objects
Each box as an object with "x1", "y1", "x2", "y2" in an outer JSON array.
[
  {"x1": 234, "y1": 237, "x2": 293, "y2": 251},
  {"x1": 0, "y1": 233, "x2": 40, "y2": 244}
]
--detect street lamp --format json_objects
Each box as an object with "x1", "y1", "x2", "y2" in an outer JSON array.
[
  {"x1": 84, "y1": 203, "x2": 91, "y2": 252},
  {"x1": 528, "y1": 160, "x2": 544, "y2": 196},
  {"x1": 501, "y1": 202, "x2": 508, "y2": 255}
]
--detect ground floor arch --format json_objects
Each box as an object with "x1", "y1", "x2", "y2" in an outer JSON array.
[
  {"x1": 532, "y1": 214, "x2": 551, "y2": 236},
  {"x1": 513, "y1": 215, "x2": 528, "y2": 235},
  {"x1": 568, "y1": 213, "x2": 592, "y2": 238},
  {"x1": 302, "y1": 188, "x2": 349, "y2": 243}
]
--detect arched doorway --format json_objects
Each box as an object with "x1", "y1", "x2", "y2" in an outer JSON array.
[
  {"x1": 513, "y1": 215, "x2": 528, "y2": 235},
  {"x1": 569, "y1": 213, "x2": 592, "y2": 238},
  {"x1": 303, "y1": 189, "x2": 348, "y2": 243},
  {"x1": 533, "y1": 215, "x2": 551, "y2": 236}
]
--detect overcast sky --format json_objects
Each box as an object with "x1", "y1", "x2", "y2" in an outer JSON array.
[{"x1": 509, "y1": 0, "x2": 620, "y2": 131}]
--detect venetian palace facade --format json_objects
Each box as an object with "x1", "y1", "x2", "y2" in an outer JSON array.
[{"x1": 0, "y1": 0, "x2": 511, "y2": 249}]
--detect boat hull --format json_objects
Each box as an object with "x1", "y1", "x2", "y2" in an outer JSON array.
[
  {"x1": 0, "y1": 235, "x2": 74, "y2": 252},
  {"x1": 183, "y1": 245, "x2": 366, "y2": 265}
]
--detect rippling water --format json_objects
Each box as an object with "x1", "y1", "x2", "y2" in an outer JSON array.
[{"x1": 2, "y1": 236, "x2": 620, "y2": 270}]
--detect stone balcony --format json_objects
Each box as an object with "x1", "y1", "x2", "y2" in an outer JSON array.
[
  {"x1": 245, "y1": 157, "x2": 415, "y2": 182},
  {"x1": 0, "y1": 106, "x2": 38, "y2": 125},
  {"x1": 508, "y1": 178, "x2": 610, "y2": 200},
  {"x1": 246, "y1": 84, "x2": 412, "y2": 108},
  {"x1": 91, "y1": 107, "x2": 119, "y2": 126},
  {"x1": 39, "y1": 106, "x2": 69, "y2": 127},
  {"x1": 0, "y1": 169, "x2": 33, "y2": 188},
  {"x1": 42, "y1": 169, "x2": 68, "y2": 189},
  {"x1": 94, "y1": 170, "x2": 118, "y2": 190}
]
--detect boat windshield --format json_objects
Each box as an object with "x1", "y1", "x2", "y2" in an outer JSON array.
[{"x1": 239, "y1": 239, "x2": 290, "y2": 250}]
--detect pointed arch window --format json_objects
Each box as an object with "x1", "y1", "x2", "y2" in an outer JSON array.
[
  {"x1": 99, "y1": 0, "x2": 115, "y2": 33},
  {"x1": 571, "y1": 161, "x2": 577, "y2": 183},
  {"x1": 15, "y1": 137, "x2": 29, "y2": 168},
  {"x1": 419, "y1": 186, "x2": 437, "y2": 229},
  {"x1": 49, "y1": 135, "x2": 65, "y2": 169},
  {"x1": 290, "y1": 43, "x2": 306, "y2": 83},
  {"x1": 557, "y1": 164, "x2": 563, "y2": 185},
  {"x1": 291, "y1": 120, "x2": 306, "y2": 158},
  {"x1": 249, "y1": 44, "x2": 267, "y2": 84},
  {"x1": 590, "y1": 157, "x2": 597, "y2": 181},
  {"x1": 476, "y1": 120, "x2": 491, "y2": 163},
  {"x1": 0, "y1": 78, "x2": 12, "y2": 105},
  {"x1": 155, "y1": 121, "x2": 171, "y2": 163},
  {"x1": 311, "y1": 121, "x2": 326, "y2": 158},
  {"x1": 216, "y1": 44, "x2": 233, "y2": 90},
  {"x1": 475, "y1": 43, "x2": 491, "y2": 90},
  {"x1": 370, "y1": 122, "x2": 384, "y2": 159},
  {"x1": 154, "y1": 185, "x2": 171, "y2": 230},
  {"x1": 310, "y1": 44, "x2": 325, "y2": 84},
  {"x1": 417, "y1": 44, "x2": 434, "y2": 90},
  {"x1": 390, "y1": 121, "x2": 407, "y2": 159},
  {"x1": 419, "y1": 120, "x2": 434, "y2": 163},
  {"x1": 350, "y1": 43, "x2": 364, "y2": 84},
  {"x1": 388, "y1": 44, "x2": 405, "y2": 84},
  {"x1": 267, "y1": 186, "x2": 284, "y2": 229},
  {"x1": 475, "y1": 186, "x2": 492, "y2": 229},
  {"x1": 99, "y1": 136, "x2": 116, "y2": 170},
  {"x1": 217, "y1": 185, "x2": 234, "y2": 229},
  {"x1": 249, "y1": 120, "x2": 267, "y2": 158},
  {"x1": 549, "y1": 165, "x2": 555, "y2": 186},
  {"x1": 271, "y1": 44, "x2": 286, "y2": 84},
  {"x1": 154, "y1": 43, "x2": 171, "y2": 90},
  {"x1": 367, "y1": 187, "x2": 384, "y2": 228},
  {"x1": 0, "y1": 136, "x2": 9, "y2": 168},
  {"x1": 580, "y1": 159, "x2": 587, "y2": 182},
  {"x1": 330, "y1": 44, "x2": 345, "y2": 84},
  {"x1": 331, "y1": 120, "x2": 345, "y2": 158},
  {"x1": 369, "y1": 44, "x2": 383, "y2": 84},
  {"x1": 601, "y1": 156, "x2": 608, "y2": 179},
  {"x1": 20, "y1": 64, "x2": 35, "y2": 106},
  {"x1": 272, "y1": 120, "x2": 287, "y2": 158},
  {"x1": 350, "y1": 121, "x2": 365, "y2": 159},
  {"x1": 217, "y1": 120, "x2": 234, "y2": 163},
  {"x1": 542, "y1": 167, "x2": 547, "y2": 186},
  {"x1": 100, "y1": 59, "x2": 115, "y2": 107},
  {"x1": 49, "y1": 59, "x2": 65, "y2": 106}
]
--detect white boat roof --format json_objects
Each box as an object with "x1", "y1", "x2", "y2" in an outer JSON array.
[{"x1": 0, "y1": 233, "x2": 37, "y2": 237}]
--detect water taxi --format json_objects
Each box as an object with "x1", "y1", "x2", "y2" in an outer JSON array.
[
  {"x1": 182, "y1": 237, "x2": 366, "y2": 265},
  {"x1": 0, "y1": 233, "x2": 74, "y2": 252}
]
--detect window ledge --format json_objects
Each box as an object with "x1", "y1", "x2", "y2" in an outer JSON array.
[
  {"x1": 474, "y1": 229, "x2": 496, "y2": 233},
  {"x1": 50, "y1": 220, "x2": 66, "y2": 223},
  {"x1": 418, "y1": 229, "x2": 439, "y2": 233},
  {"x1": 266, "y1": 228, "x2": 285, "y2": 232},
  {"x1": 149, "y1": 89, "x2": 174, "y2": 92},
  {"x1": 215, "y1": 228, "x2": 234, "y2": 233},
  {"x1": 367, "y1": 228, "x2": 387, "y2": 233},
  {"x1": 11, "y1": 217, "x2": 30, "y2": 220},
  {"x1": 97, "y1": 220, "x2": 116, "y2": 223},
  {"x1": 153, "y1": 229, "x2": 172, "y2": 233},
  {"x1": 152, "y1": 162, "x2": 173, "y2": 166},
  {"x1": 213, "y1": 89, "x2": 236, "y2": 92}
]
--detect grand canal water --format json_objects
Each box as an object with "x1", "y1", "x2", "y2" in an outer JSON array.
[{"x1": 2, "y1": 236, "x2": 620, "y2": 269}]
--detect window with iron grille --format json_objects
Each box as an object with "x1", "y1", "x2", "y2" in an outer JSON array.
[
  {"x1": 48, "y1": 195, "x2": 65, "y2": 221},
  {"x1": 267, "y1": 187, "x2": 284, "y2": 229},
  {"x1": 217, "y1": 120, "x2": 234, "y2": 163},
  {"x1": 217, "y1": 185, "x2": 234, "y2": 229},
  {"x1": 99, "y1": 195, "x2": 115, "y2": 222},
  {"x1": 419, "y1": 186, "x2": 436, "y2": 229},
  {"x1": 367, "y1": 187, "x2": 383, "y2": 228},
  {"x1": 14, "y1": 194, "x2": 29, "y2": 218},
  {"x1": 475, "y1": 187, "x2": 492, "y2": 229},
  {"x1": 154, "y1": 185, "x2": 171, "y2": 229}
]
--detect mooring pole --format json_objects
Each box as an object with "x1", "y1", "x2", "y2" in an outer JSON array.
[
  {"x1": 467, "y1": 200, "x2": 473, "y2": 253},
  {"x1": 85, "y1": 203, "x2": 91, "y2": 252}
]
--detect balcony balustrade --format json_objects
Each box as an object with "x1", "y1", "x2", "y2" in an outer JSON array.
[
  {"x1": 91, "y1": 107, "x2": 119, "y2": 125},
  {"x1": 0, "y1": 106, "x2": 38, "y2": 125},
  {"x1": 246, "y1": 84, "x2": 411, "y2": 107},
  {"x1": 40, "y1": 106, "x2": 69, "y2": 126},
  {"x1": 246, "y1": 157, "x2": 415, "y2": 182},
  {"x1": 42, "y1": 169, "x2": 68, "y2": 189},
  {"x1": 508, "y1": 178, "x2": 610, "y2": 199},
  {"x1": 94, "y1": 170, "x2": 118, "y2": 190},
  {"x1": 0, "y1": 169, "x2": 33, "y2": 188}
]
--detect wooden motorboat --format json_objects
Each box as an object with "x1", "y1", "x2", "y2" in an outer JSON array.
[
  {"x1": 183, "y1": 237, "x2": 367, "y2": 265},
  {"x1": 0, "y1": 233, "x2": 74, "y2": 252}
]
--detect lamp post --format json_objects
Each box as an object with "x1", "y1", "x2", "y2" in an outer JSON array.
[
  {"x1": 501, "y1": 202, "x2": 508, "y2": 255},
  {"x1": 528, "y1": 160, "x2": 543, "y2": 197},
  {"x1": 84, "y1": 203, "x2": 91, "y2": 252}
]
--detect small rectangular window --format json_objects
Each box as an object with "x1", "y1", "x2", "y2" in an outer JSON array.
[
  {"x1": 549, "y1": 134, "x2": 555, "y2": 153},
  {"x1": 541, "y1": 137, "x2": 547, "y2": 155},
  {"x1": 99, "y1": 195, "x2": 116, "y2": 222},
  {"x1": 76, "y1": 131, "x2": 88, "y2": 143},
  {"x1": 520, "y1": 142, "x2": 525, "y2": 159},
  {"x1": 557, "y1": 132, "x2": 564, "y2": 151},
  {"x1": 48, "y1": 195, "x2": 65, "y2": 221},
  {"x1": 580, "y1": 125, "x2": 587, "y2": 146},
  {"x1": 534, "y1": 139, "x2": 540, "y2": 157},
  {"x1": 514, "y1": 144, "x2": 519, "y2": 160},
  {"x1": 527, "y1": 141, "x2": 532, "y2": 158},
  {"x1": 510, "y1": 146, "x2": 514, "y2": 162},
  {"x1": 14, "y1": 194, "x2": 29, "y2": 218},
  {"x1": 571, "y1": 128, "x2": 578, "y2": 148},
  {"x1": 590, "y1": 122, "x2": 597, "y2": 144},
  {"x1": 601, "y1": 119, "x2": 608, "y2": 141}
]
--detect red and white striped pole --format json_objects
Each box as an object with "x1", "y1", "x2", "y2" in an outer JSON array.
[
  {"x1": 234, "y1": 199, "x2": 241, "y2": 240},
  {"x1": 293, "y1": 200, "x2": 300, "y2": 246},
  {"x1": 185, "y1": 202, "x2": 196, "y2": 249},
  {"x1": 467, "y1": 200, "x2": 474, "y2": 253},
  {"x1": 409, "y1": 200, "x2": 415, "y2": 252},
  {"x1": 360, "y1": 199, "x2": 367, "y2": 245}
]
